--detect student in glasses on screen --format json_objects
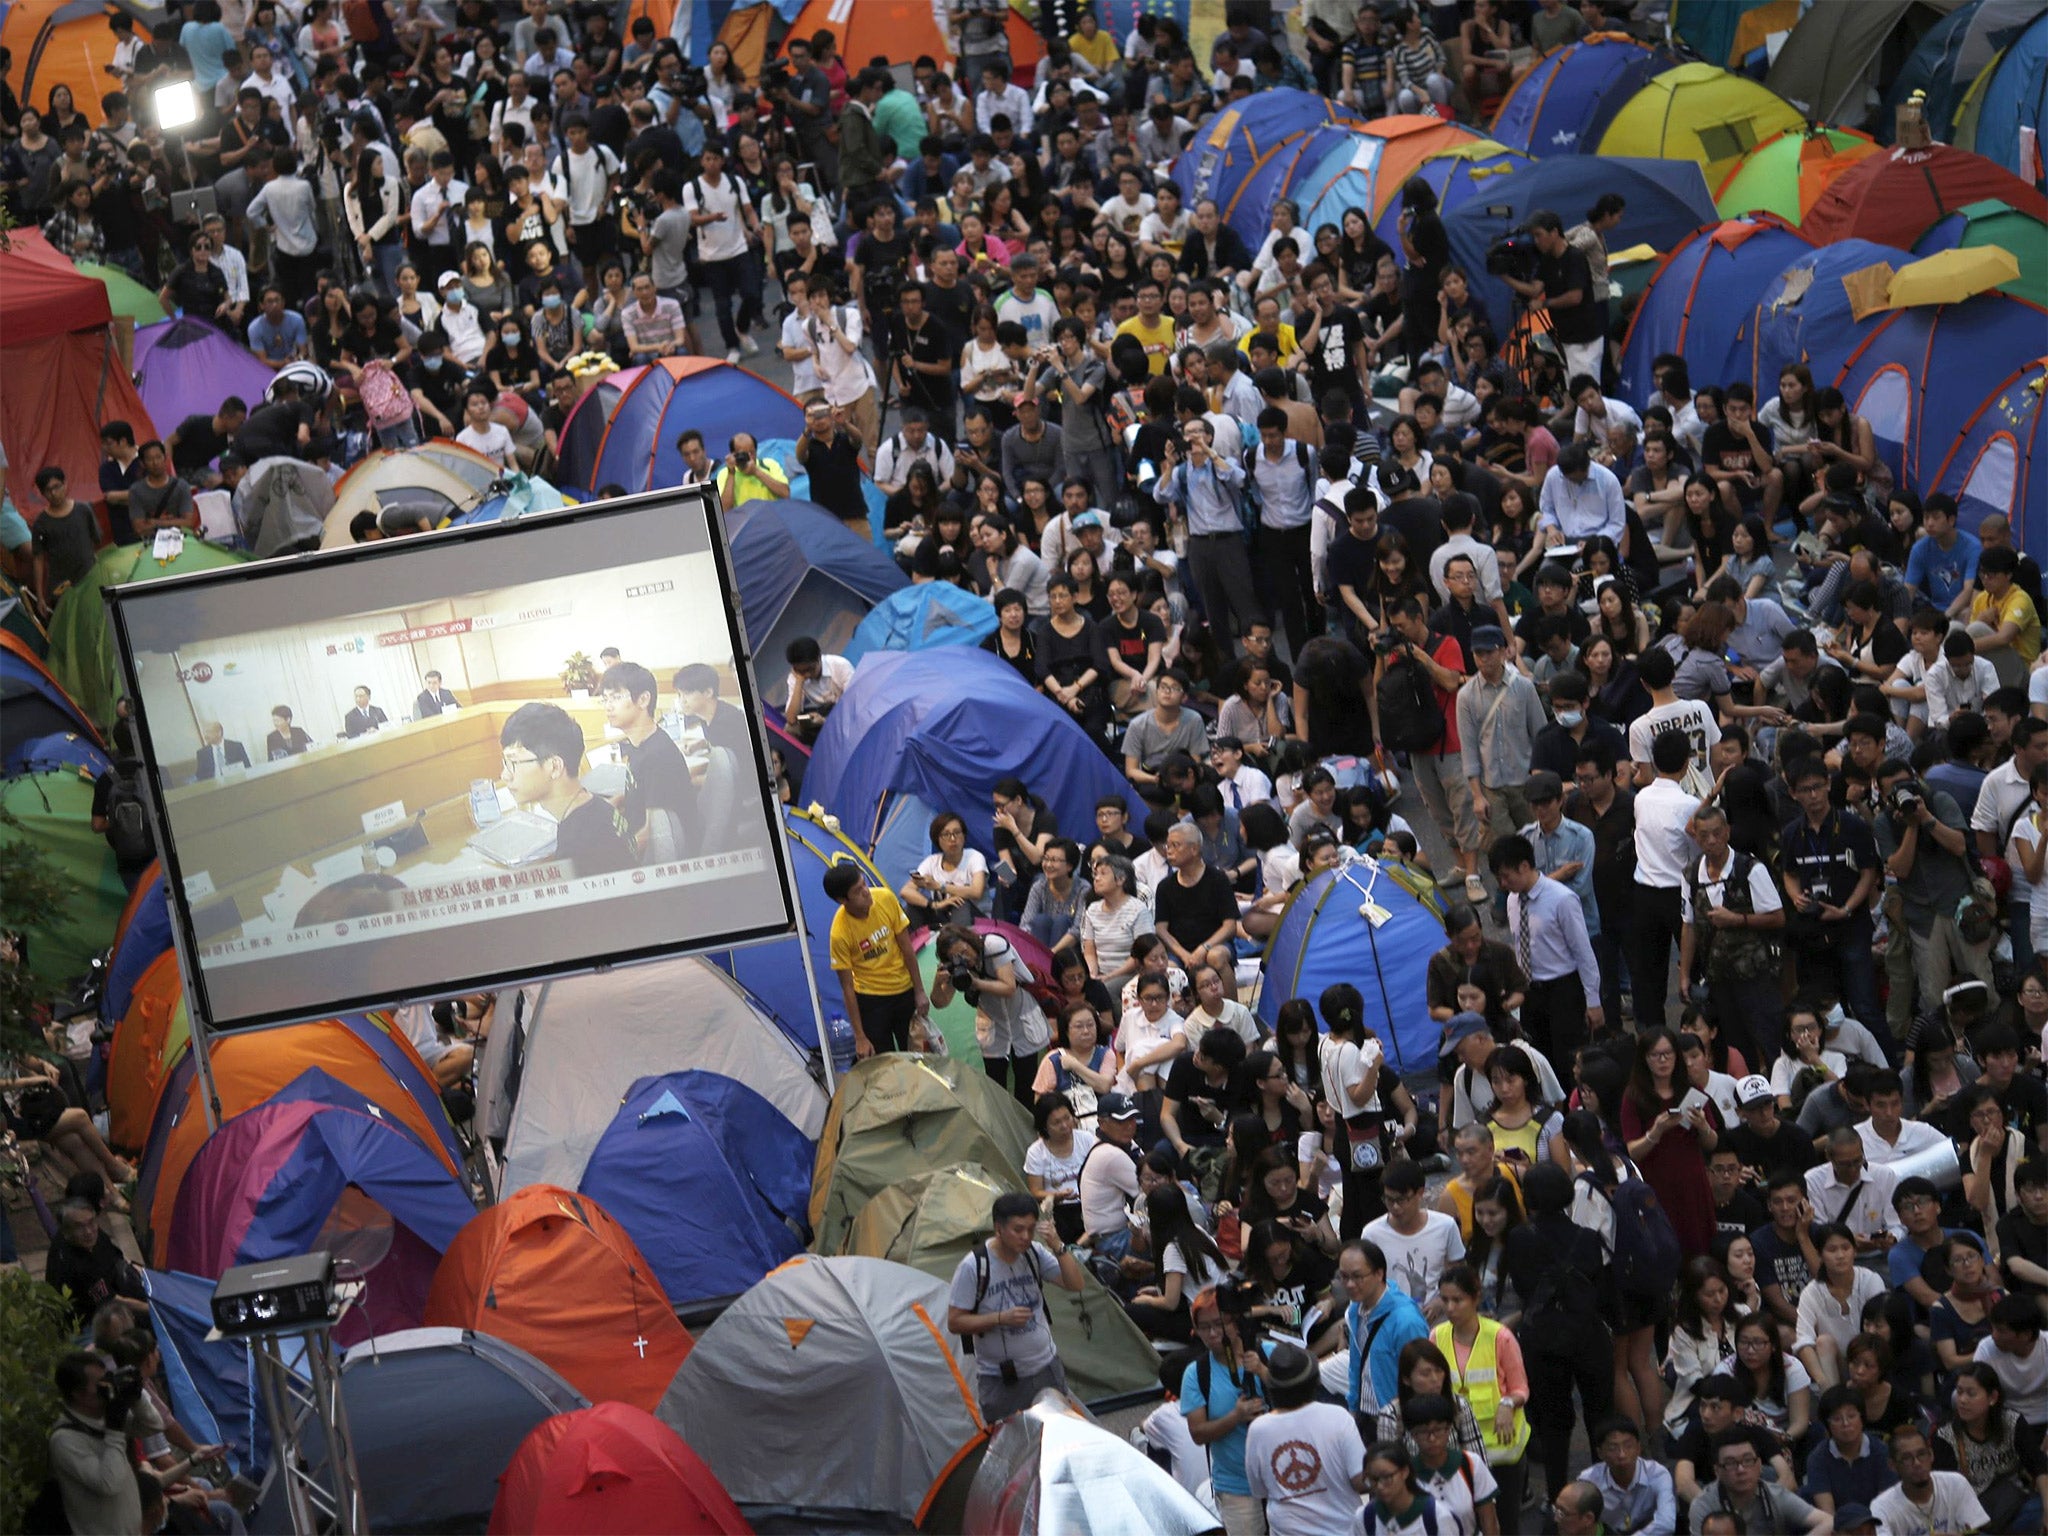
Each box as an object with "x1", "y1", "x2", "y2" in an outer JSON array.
[
  {"x1": 413, "y1": 670, "x2": 461, "y2": 718},
  {"x1": 343, "y1": 686, "x2": 388, "y2": 738},
  {"x1": 499, "y1": 702, "x2": 633, "y2": 878},
  {"x1": 600, "y1": 661, "x2": 697, "y2": 864},
  {"x1": 266, "y1": 706, "x2": 313, "y2": 760}
]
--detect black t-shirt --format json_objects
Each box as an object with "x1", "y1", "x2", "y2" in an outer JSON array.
[
  {"x1": 922, "y1": 278, "x2": 976, "y2": 358},
  {"x1": 1362, "y1": 291, "x2": 1403, "y2": 345},
  {"x1": 1380, "y1": 495, "x2": 1444, "y2": 576},
  {"x1": 165, "y1": 261, "x2": 228, "y2": 318},
  {"x1": 1725, "y1": 1119, "x2": 1818, "y2": 1178},
  {"x1": 401, "y1": 357, "x2": 468, "y2": 425},
  {"x1": 1513, "y1": 602, "x2": 1592, "y2": 650},
  {"x1": 44, "y1": 1232, "x2": 145, "y2": 1323},
  {"x1": 1714, "y1": 1185, "x2": 1767, "y2": 1248},
  {"x1": 1160, "y1": 1052, "x2": 1250, "y2": 1147},
  {"x1": 1702, "y1": 419, "x2": 1775, "y2": 479},
  {"x1": 1299, "y1": 304, "x2": 1367, "y2": 396},
  {"x1": 1153, "y1": 864, "x2": 1240, "y2": 953},
  {"x1": 2000, "y1": 1209, "x2": 2048, "y2": 1297},
  {"x1": 1539, "y1": 243, "x2": 1602, "y2": 344},
  {"x1": 621, "y1": 726, "x2": 698, "y2": 859},
  {"x1": 1401, "y1": 209, "x2": 1450, "y2": 305},
  {"x1": 1325, "y1": 529, "x2": 1379, "y2": 604},
  {"x1": 1981, "y1": 1074, "x2": 2048, "y2": 1146},
  {"x1": 1102, "y1": 609, "x2": 1165, "y2": 674},
  {"x1": 804, "y1": 431, "x2": 867, "y2": 523},
  {"x1": 171, "y1": 412, "x2": 228, "y2": 478},
  {"x1": 553, "y1": 793, "x2": 633, "y2": 877},
  {"x1": 236, "y1": 399, "x2": 310, "y2": 461},
  {"x1": 851, "y1": 230, "x2": 912, "y2": 310},
  {"x1": 899, "y1": 315, "x2": 956, "y2": 412}
]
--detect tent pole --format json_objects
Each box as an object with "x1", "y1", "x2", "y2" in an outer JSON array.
[
  {"x1": 790, "y1": 867, "x2": 837, "y2": 1095},
  {"x1": 157, "y1": 879, "x2": 226, "y2": 1131}
]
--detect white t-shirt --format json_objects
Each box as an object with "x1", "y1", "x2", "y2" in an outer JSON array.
[
  {"x1": 1244, "y1": 1403, "x2": 1367, "y2": 1536},
  {"x1": 1024, "y1": 1129, "x2": 1096, "y2": 1196},
  {"x1": 1162, "y1": 1235, "x2": 1229, "y2": 1292},
  {"x1": 1856, "y1": 1116, "x2": 1947, "y2": 1166},
  {"x1": 1772, "y1": 1049, "x2": 1848, "y2": 1100},
  {"x1": 1362, "y1": 1210, "x2": 1466, "y2": 1306},
  {"x1": 1629, "y1": 700, "x2": 1720, "y2": 800},
  {"x1": 1412, "y1": 1453, "x2": 1494, "y2": 1536},
  {"x1": 1187, "y1": 999, "x2": 1262, "y2": 1049},
  {"x1": 455, "y1": 421, "x2": 516, "y2": 467},
  {"x1": 2031, "y1": 663, "x2": 2048, "y2": 714},
  {"x1": 1679, "y1": 852, "x2": 1785, "y2": 925},
  {"x1": 1975, "y1": 1335, "x2": 2048, "y2": 1424},
  {"x1": 914, "y1": 848, "x2": 989, "y2": 914},
  {"x1": 1078, "y1": 1137, "x2": 1141, "y2": 1238},
  {"x1": 781, "y1": 309, "x2": 821, "y2": 395},
  {"x1": 1793, "y1": 1266, "x2": 1888, "y2": 1354},
  {"x1": 1320, "y1": 1034, "x2": 1383, "y2": 1120},
  {"x1": 1870, "y1": 1471, "x2": 1989, "y2": 1536},
  {"x1": 1118, "y1": 1007, "x2": 1188, "y2": 1092},
  {"x1": 1632, "y1": 779, "x2": 1703, "y2": 890}
]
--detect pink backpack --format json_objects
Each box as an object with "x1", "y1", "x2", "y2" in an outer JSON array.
[{"x1": 358, "y1": 359, "x2": 413, "y2": 429}]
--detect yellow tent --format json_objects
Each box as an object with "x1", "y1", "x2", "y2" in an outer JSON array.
[{"x1": 1598, "y1": 63, "x2": 1805, "y2": 190}]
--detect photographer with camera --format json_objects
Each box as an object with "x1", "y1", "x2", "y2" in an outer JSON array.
[
  {"x1": 932, "y1": 922, "x2": 1052, "y2": 1105},
  {"x1": 1371, "y1": 594, "x2": 1484, "y2": 903},
  {"x1": 1501, "y1": 209, "x2": 1605, "y2": 387},
  {"x1": 46, "y1": 1351, "x2": 145, "y2": 1534},
  {"x1": 1872, "y1": 758, "x2": 1995, "y2": 1023},
  {"x1": 1180, "y1": 1284, "x2": 1274, "y2": 1536},
  {"x1": 946, "y1": 1191, "x2": 1087, "y2": 1422}
]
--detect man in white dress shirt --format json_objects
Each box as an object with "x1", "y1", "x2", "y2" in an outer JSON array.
[
  {"x1": 1491, "y1": 832, "x2": 1602, "y2": 1072},
  {"x1": 1631, "y1": 730, "x2": 1701, "y2": 1031}
]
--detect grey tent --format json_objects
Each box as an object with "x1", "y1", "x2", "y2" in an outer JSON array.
[
  {"x1": 965, "y1": 1394, "x2": 1223, "y2": 1535},
  {"x1": 251, "y1": 1327, "x2": 587, "y2": 1534},
  {"x1": 1766, "y1": 0, "x2": 1969, "y2": 125},
  {"x1": 657, "y1": 1255, "x2": 986, "y2": 1528},
  {"x1": 475, "y1": 957, "x2": 829, "y2": 1195},
  {"x1": 234, "y1": 455, "x2": 336, "y2": 557}
]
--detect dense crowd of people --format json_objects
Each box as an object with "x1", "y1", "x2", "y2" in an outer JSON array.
[{"x1": 6, "y1": 1, "x2": 2046, "y2": 1533}]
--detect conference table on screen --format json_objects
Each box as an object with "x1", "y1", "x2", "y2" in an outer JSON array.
[{"x1": 162, "y1": 698, "x2": 619, "y2": 935}]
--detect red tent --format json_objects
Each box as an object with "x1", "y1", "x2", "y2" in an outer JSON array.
[
  {"x1": 1801, "y1": 143, "x2": 2048, "y2": 248},
  {"x1": 0, "y1": 229, "x2": 155, "y2": 512},
  {"x1": 490, "y1": 1402, "x2": 752, "y2": 1535}
]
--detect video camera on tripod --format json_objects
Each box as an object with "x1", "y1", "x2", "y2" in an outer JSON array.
[{"x1": 1486, "y1": 227, "x2": 1542, "y2": 284}]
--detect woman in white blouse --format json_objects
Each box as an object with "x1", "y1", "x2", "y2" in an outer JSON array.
[{"x1": 900, "y1": 810, "x2": 988, "y2": 924}]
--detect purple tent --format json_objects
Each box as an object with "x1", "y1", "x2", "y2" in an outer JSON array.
[{"x1": 132, "y1": 318, "x2": 278, "y2": 432}]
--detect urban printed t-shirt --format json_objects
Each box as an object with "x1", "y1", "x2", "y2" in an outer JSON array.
[
  {"x1": 829, "y1": 886, "x2": 915, "y2": 996},
  {"x1": 947, "y1": 1241, "x2": 1060, "y2": 1378}
]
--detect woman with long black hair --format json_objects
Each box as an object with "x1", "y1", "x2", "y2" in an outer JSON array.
[
  {"x1": 1125, "y1": 1181, "x2": 1229, "y2": 1342},
  {"x1": 1318, "y1": 982, "x2": 1386, "y2": 1238},
  {"x1": 1396, "y1": 178, "x2": 1451, "y2": 372}
]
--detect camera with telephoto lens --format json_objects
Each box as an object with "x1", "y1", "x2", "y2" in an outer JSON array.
[
  {"x1": 1886, "y1": 780, "x2": 1925, "y2": 819},
  {"x1": 759, "y1": 57, "x2": 791, "y2": 95},
  {"x1": 1374, "y1": 628, "x2": 1405, "y2": 656},
  {"x1": 945, "y1": 960, "x2": 981, "y2": 1005},
  {"x1": 1486, "y1": 229, "x2": 1540, "y2": 283},
  {"x1": 734, "y1": 449, "x2": 752, "y2": 470},
  {"x1": 99, "y1": 1365, "x2": 145, "y2": 1429}
]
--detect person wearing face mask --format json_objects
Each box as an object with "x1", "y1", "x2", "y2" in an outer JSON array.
[
  {"x1": 485, "y1": 317, "x2": 542, "y2": 399},
  {"x1": 433, "y1": 269, "x2": 487, "y2": 366},
  {"x1": 1530, "y1": 671, "x2": 1625, "y2": 780},
  {"x1": 401, "y1": 329, "x2": 467, "y2": 436}
]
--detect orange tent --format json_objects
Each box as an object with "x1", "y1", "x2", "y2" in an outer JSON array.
[
  {"x1": 137, "y1": 1013, "x2": 456, "y2": 1265},
  {"x1": 106, "y1": 950, "x2": 188, "y2": 1152},
  {"x1": 1358, "y1": 116, "x2": 1484, "y2": 222},
  {"x1": 426, "y1": 1186, "x2": 693, "y2": 1413},
  {"x1": 779, "y1": 0, "x2": 1043, "y2": 77},
  {"x1": 2, "y1": 0, "x2": 128, "y2": 126}
]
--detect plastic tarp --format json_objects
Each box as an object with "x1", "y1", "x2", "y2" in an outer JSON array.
[
  {"x1": 1746, "y1": 237, "x2": 1917, "y2": 398},
  {"x1": 1800, "y1": 142, "x2": 2048, "y2": 247},
  {"x1": 558, "y1": 356, "x2": 807, "y2": 494},
  {"x1": 805, "y1": 648, "x2": 1146, "y2": 867},
  {"x1": 1, "y1": 630, "x2": 102, "y2": 773},
  {"x1": 1597, "y1": 64, "x2": 1805, "y2": 189},
  {"x1": 964, "y1": 1395, "x2": 1221, "y2": 1535},
  {"x1": 1371, "y1": 140, "x2": 1533, "y2": 256},
  {"x1": 476, "y1": 956, "x2": 829, "y2": 1197},
  {"x1": 234, "y1": 455, "x2": 336, "y2": 556},
  {"x1": 1490, "y1": 34, "x2": 1682, "y2": 157},
  {"x1": 46, "y1": 537, "x2": 249, "y2": 726},
  {"x1": 1766, "y1": 0, "x2": 1969, "y2": 126},
  {"x1": 145, "y1": 1270, "x2": 265, "y2": 1479},
  {"x1": 1442, "y1": 155, "x2": 1720, "y2": 338},
  {"x1": 1915, "y1": 199, "x2": 2048, "y2": 305},
  {"x1": 1617, "y1": 218, "x2": 1816, "y2": 407},
  {"x1": 841, "y1": 1161, "x2": 1163, "y2": 1407},
  {"x1": 808, "y1": 1053, "x2": 1037, "y2": 1255},
  {"x1": 425, "y1": 1185, "x2": 694, "y2": 1413},
  {"x1": 491, "y1": 1401, "x2": 752, "y2": 1536},
  {"x1": 844, "y1": 583, "x2": 999, "y2": 664},
  {"x1": 250, "y1": 1328, "x2": 590, "y2": 1536},
  {"x1": 1959, "y1": 12, "x2": 2048, "y2": 185},
  {"x1": 132, "y1": 319, "x2": 278, "y2": 436},
  {"x1": 0, "y1": 765, "x2": 127, "y2": 985},
  {"x1": 657, "y1": 1255, "x2": 985, "y2": 1528},
  {"x1": 727, "y1": 499, "x2": 907, "y2": 667},
  {"x1": 166, "y1": 1076, "x2": 476, "y2": 1343},
  {"x1": 1714, "y1": 127, "x2": 1882, "y2": 225},
  {"x1": 707, "y1": 804, "x2": 882, "y2": 1058},
  {"x1": 1256, "y1": 857, "x2": 1448, "y2": 1073},
  {"x1": 579, "y1": 1071, "x2": 813, "y2": 1311}
]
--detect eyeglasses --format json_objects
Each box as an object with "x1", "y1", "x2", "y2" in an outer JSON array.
[
  {"x1": 501, "y1": 752, "x2": 540, "y2": 770},
  {"x1": 1717, "y1": 1453, "x2": 1760, "y2": 1469}
]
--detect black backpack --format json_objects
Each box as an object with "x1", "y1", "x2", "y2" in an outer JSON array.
[
  {"x1": 1374, "y1": 650, "x2": 1444, "y2": 754},
  {"x1": 101, "y1": 759, "x2": 154, "y2": 865},
  {"x1": 961, "y1": 1238, "x2": 1051, "y2": 1358}
]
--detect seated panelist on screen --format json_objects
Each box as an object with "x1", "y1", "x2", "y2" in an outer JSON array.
[
  {"x1": 344, "y1": 686, "x2": 388, "y2": 738},
  {"x1": 193, "y1": 722, "x2": 251, "y2": 781},
  {"x1": 499, "y1": 702, "x2": 634, "y2": 877},
  {"x1": 266, "y1": 706, "x2": 313, "y2": 760},
  {"x1": 414, "y1": 670, "x2": 462, "y2": 718},
  {"x1": 600, "y1": 661, "x2": 697, "y2": 864}
]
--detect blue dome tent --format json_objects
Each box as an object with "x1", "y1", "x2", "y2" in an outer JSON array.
[
  {"x1": 1, "y1": 634, "x2": 102, "y2": 773},
  {"x1": 1224, "y1": 122, "x2": 1363, "y2": 246},
  {"x1": 1489, "y1": 34, "x2": 1682, "y2": 156},
  {"x1": 708, "y1": 804, "x2": 883, "y2": 1059},
  {"x1": 1443, "y1": 155, "x2": 1720, "y2": 338},
  {"x1": 1256, "y1": 859, "x2": 1447, "y2": 1073},
  {"x1": 1746, "y1": 238, "x2": 1915, "y2": 398},
  {"x1": 145, "y1": 1270, "x2": 264, "y2": 1477},
  {"x1": 843, "y1": 584, "x2": 999, "y2": 665},
  {"x1": 728, "y1": 500, "x2": 906, "y2": 702},
  {"x1": 1172, "y1": 89, "x2": 1363, "y2": 236},
  {"x1": 556, "y1": 357, "x2": 806, "y2": 495},
  {"x1": 1617, "y1": 217, "x2": 1815, "y2": 407},
  {"x1": 1881, "y1": 0, "x2": 1987, "y2": 141},
  {"x1": 1370, "y1": 140, "x2": 1534, "y2": 256},
  {"x1": 1958, "y1": 11, "x2": 2048, "y2": 187},
  {"x1": 754, "y1": 436, "x2": 890, "y2": 543},
  {"x1": 806, "y1": 649, "x2": 1146, "y2": 879},
  {"x1": 1295, "y1": 132, "x2": 1386, "y2": 237},
  {"x1": 579, "y1": 1071, "x2": 813, "y2": 1312}
]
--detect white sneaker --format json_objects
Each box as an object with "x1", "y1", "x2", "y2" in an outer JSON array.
[
  {"x1": 739, "y1": 334, "x2": 760, "y2": 357},
  {"x1": 724, "y1": 348, "x2": 742, "y2": 366}
]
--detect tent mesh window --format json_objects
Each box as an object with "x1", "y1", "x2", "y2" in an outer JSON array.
[{"x1": 1696, "y1": 119, "x2": 1761, "y2": 165}]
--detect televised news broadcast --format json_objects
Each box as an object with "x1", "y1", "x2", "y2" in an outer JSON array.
[{"x1": 107, "y1": 493, "x2": 793, "y2": 1031}]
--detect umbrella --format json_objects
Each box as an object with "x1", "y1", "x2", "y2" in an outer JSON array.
[
  {"x1": 1887, "y1": 244, "x2": 2025, "y2": 307},
  {"x1": 78, "y1": 260, "x2": 167, "y2": 325}
]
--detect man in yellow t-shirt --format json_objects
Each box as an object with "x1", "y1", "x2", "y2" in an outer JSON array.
[
  {"x1": 824, "y1": 863, "x2": 931, "y2": 1057},
  {"x1": 1971, "y1": 544, "x2": 2041, "y2": 686},
  {"x1": 1115, "y1": 275, "x2": 1178, "y2": 376}
]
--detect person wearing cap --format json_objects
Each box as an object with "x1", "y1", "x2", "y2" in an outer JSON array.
[
  {"x1": 1490, "y1": 833, "x2": 1603, "y2": 1068},
  {"x1": 1075, "y1": 1091, "x2": 1145, "y2": 1262},
  {"x1": 1871, "y1": 1419, "x2": 1983, "y2": 1536},
  {"x1": 1242, "y1": 1342, "x2": 1367, "y2": 1534},
  {"x1": 1456, "y1": 626, "x2": 1547, "y2": 849},
  {"x1": 1727, "y1": 1076, "x2": 1819, "y2": 1181},
  {"x1": 1520, "y1": 769, "x2": 1599, "y2": 945},
  {"x1": 1180, "y1": 1287, "x2": 1274, "y2": 1536},
  {"x1": 945, "y1": 1190, "x2": 1088, "y2": 1420},
  {"x1": 999, "y1": 390, "x2": 1065, "y2": 508}
]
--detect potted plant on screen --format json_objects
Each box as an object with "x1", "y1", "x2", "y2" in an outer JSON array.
[{"x1": 560, "y1": 651, "x2": 599, "y2": 696}]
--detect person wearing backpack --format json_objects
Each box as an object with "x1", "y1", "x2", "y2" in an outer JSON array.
[
  {"x1": 1180, "y1": 1287, "x2": 1273, "y2": 1536},
  {"x1": 945, "y1": 1190, "x2": 1088, "y2": 1421},
  {"x1": 90, "y1": 757, "x2": 155, "y2": 888},
  {"x1": 1679, "y1": 801, "x2": 1788, "y2": 1068},
  {"x1": 1373, "y1": 595, "x2": 1483, "y2": 904}
]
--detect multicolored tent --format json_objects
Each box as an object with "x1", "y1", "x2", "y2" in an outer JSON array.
[
  {"x1": 1597, "y1": 64, "x2": 1805, "y2": 189},
  {"x1": 1800, "y1": 142, "x2": 2048, "y2": 247},
  {"x1": 1914, "y1": 199, "x2": 2048, "y2": 306},
  {"x1": 1670, "y1": 0, "x2": 1803, "y2": 67},
  {"x1": 1880, "y1": 0, "x2": 1991, "y2": 141},
  {"x1": 1370, "y1": 139, "x2": 1531, "y2": 255},
  {"x1": 1172, "y1": 89, "x2": 1367, "y2": 234},
  {"x1": 1746, "y1": 237, "x2": 1918, "y2": 398},
  {"x1": 0, "y1": 630, "x2": 102, "y2": 774},
  {"x1": 1489, "y1": 34, "x2": 1682, "y2": 156},
  {"x1": 1618, "y1": 219, "x2": 1818, "y2": 409},
  {"x1": 165, "y1": 1075, "x2": 477, "y2": 1343},
  {"x1": 46, "y1": 536, "x2": 250, "y2": 727},
  {"x1": 556, "y1": 356, "x2": 808, "y2": 496},
  {"x1": 105, "y1": 948, "x2": 187, "y2": 1151},
  {"x1": 316, "y1": 441, "x2": 502, "y2": 547},
  {"x1": 1955, "y1": 9, "x2": 2048, "y2": 187},
  {"x1": 491, "y1": 1402, "x2": 752, "y2": 1536},
  {"x1": 1221, "y1": 121, "x2": 1363, "y2": 247},
  {"x1": 425, "y1": 1185, "x2": 694, "y2": 1412},
  {"x1": 0, "y1": 755, "x2": 127, "y2": 985},
  {"x1": 1714, "y1": 126, "x2": 1882, "y2": 225},
  {"x1": 132, "y1": 319, "x2": 278, "y2": 438},
  {"x1": 2, "y1": 0, "x2": 130, "y2": 126},
  {"x1": 1765, "y1": 0, "x2": 1972, "y2": 127},
  {"x1": 1294, "y1": 115, "x2": 1480, "y2": 238}
]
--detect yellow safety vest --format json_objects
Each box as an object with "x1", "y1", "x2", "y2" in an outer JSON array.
[
  {"x1": 1445, "y1": 1162, "x2": 1522, "y2": 1240},
  {"x1": 1433, "y1": 1317, "x2": 1531, "y2": 1467}
]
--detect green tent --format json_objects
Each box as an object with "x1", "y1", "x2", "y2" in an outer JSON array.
[
  {"x1": 77, "y1": 261, "x2": 167, "y2": 326},
  {"x1": 843, "y1": 1161, "x2": 1164, "y2": 1406},
  {"x1": 808, "y1": 1053, "x2": 1036, "y2": 1256},
  {"x1": 915, "y1": 943, "x2": 986, "y2": 1068},
  {"x1": 47, "y1": 538, "x2": 251, "y2": 727},
  {"x1": 1, "y1": 767, "x2": 128, "y2": 984},
  {"x1": 1712, "y1": 125, "x2": 1880, "y2": 225},
  {"x1": 1914, "y1": 199, "x2": 2048, "y2": 309}
]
